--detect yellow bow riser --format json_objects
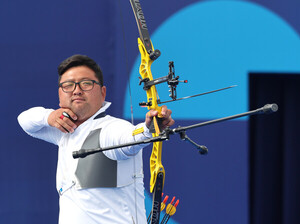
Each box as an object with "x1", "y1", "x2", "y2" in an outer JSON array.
[{"x1": 137, "y1": 37, "x2": 165, "y2": 193}]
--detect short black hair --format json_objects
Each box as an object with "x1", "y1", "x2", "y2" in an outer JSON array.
[{"x1": 58, "y1": 54, "x2": 104, "y2": 86}]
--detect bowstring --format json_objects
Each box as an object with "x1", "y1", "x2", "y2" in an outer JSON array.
[
  {"x1": 116, "y1": 0, "x2": 138, "y2": 223},
  {"x1": 116, "y1": 0, "x2": 135, "y2": 125}
]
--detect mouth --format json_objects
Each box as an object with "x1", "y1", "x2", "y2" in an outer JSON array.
[{"x1": 72, "y1": 98, "x2": 85, "y2": 103}]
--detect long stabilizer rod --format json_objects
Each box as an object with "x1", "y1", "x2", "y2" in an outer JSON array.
[{"x1": 72, "y1": 103, "x2": 278, "y2": 159}]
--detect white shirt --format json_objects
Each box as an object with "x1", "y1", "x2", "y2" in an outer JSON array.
[{"x1": 18, "y1": 102, "x2": 152, "y2": 224}]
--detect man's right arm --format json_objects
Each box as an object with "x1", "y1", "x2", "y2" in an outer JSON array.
[{"x1": 18, "y1": 107, "x2": 63, "y2": 145}]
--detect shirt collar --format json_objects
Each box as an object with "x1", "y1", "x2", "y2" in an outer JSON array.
[{"x1": 90, "y1": 101, "x2": 111, "y2": 120}]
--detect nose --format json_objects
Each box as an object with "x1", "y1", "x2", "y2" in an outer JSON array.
[{"x1": 73, "y1": 83, "x2": 83, "y2": 95}]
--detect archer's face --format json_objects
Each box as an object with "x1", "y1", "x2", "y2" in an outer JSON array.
[{"x1": 58, "y1": 66, "x2": 106, "y2": 122}]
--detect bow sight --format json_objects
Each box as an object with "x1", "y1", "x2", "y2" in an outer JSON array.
[
  {"x1": 138, "y1": 61, "x2": 236, "y2": 107},
  {"x1": 138, "y1": 61, "x2": 185, "y2": 106}
]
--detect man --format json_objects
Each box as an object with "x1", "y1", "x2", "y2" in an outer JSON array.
[{"x1": 18, "y1": 54, "x2": 174, "y2": 224}]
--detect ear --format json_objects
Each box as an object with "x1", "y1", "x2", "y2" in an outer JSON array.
[
  {"x1": 101, "y1": 86, "x2": 107, "y2": 100},
  {"x1": 58, "y1": 89, "x2": 63, "y2": 108}
]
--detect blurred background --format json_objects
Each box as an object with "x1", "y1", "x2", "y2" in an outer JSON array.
[{"x1": 1, "y1": 0, "x2": 299, "y2": 223}]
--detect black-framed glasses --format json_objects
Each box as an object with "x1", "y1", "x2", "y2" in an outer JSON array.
[{"x1": 59, "y1": 80, "x2": 101, "y2": 93}]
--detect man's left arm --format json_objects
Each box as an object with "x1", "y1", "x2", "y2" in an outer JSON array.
[{"x1": 102, "y1": 106, "x2": 174, "y2": 160}]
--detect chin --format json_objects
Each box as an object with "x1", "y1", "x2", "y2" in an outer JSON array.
[{"x1": 75, "y1": 106, "x2": 94, "y2": 117}]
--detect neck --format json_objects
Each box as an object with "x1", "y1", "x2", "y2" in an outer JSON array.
[
  {"x1": 74, "y1": 119, "x2": 85, "y2": 127},
  {"x1": 71, "y1": 104, "x2": 105, "y2": 126}
]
